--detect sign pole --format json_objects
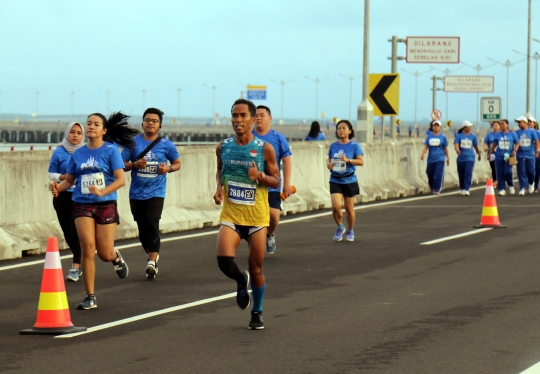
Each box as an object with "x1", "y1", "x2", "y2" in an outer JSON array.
[
  {"x1": 527, "y1": 0, "x2": 532, "y2": 117},
  {"x1": 357, "y1": 0, "x2": 373, "y2": 143}
]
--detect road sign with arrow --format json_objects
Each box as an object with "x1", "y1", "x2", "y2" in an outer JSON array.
[{"x1": 368, "y1": 74, "x2": 400, "y2": 116}]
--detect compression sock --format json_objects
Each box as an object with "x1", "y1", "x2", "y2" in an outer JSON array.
[
  {"x1": 251, "y1": 283, "x2": 266, "y2": 312},
  {"x1": 217, "y1": 256, "x2": 246, "y2": 286}
]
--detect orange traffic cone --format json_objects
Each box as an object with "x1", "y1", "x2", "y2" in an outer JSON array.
[
  {"x1": 473, "y1": 179, "x2": 506, "y2": 229},
  {"x1": 20, "y1": 237, "x2": 86, "y2": 335}
]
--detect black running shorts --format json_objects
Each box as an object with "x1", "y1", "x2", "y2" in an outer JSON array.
[
  {"x1": 268, "y1": 192, "x2": 282, "y2": 210},
  {"x1": 329, "y1": 182, "x2": 360, "y2": 198},
  {"x1": 221, "y1": 222, "x2": 265, "y2": 241}
]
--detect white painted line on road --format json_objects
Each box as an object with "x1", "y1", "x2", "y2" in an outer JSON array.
[
  {"x1": 519, "y1": 361, "x2": 540, "y2": 374},
  {"x1": 420, "y1": 228, "x2": 493, "y2": 245},
  {"x1": 55, "y1": 292, "x2": 237, "y2": 339},
  {"x1": 0, "y1": 184, "x2": 488, "y2": 272}
]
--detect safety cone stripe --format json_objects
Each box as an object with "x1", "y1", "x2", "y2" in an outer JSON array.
[
  {"x1": 40, "y1": 269, "x2": 66, "y2": 292},
  {"x1": 485, "y1": 185, "x2": 495, "y2": 195},
  {"x1": 44, "y1": 252, "x2": 61, "y2": 269},
  {"x1": 37, "y1": 292, "x2": 69, "y2": 310},
  {"x1": 481, "y1": 207, "x2": 499, "y2": 217},
  {"x1": 34, "y1": 310, "x2": 74, "y2": 328}
]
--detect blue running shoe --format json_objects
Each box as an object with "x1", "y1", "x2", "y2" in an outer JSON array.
[
  {"x1": 266, "y1": 235, "x2": 276, "y2": 254},
  {"x1": 334, "y1": 226, "x2": 345, "y2": 241},
  {"x1": 236, "y1": 270, "x2": 251, "y2": 310},
  {"x1": 345, "y1": 230, "x2": 355, "y2": 242},
  {"x1": 77, "y1": 295, "x2": 97, "y2": 310},
  {"x1": 66, "y1": 267, "x2": 82, "y2": 282},
  {"x1": 113, "y1": 250, "x2": 129, "y2": 279}
]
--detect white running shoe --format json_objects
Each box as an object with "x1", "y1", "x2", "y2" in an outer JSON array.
[
  {"x1": 464, "y1": 190, "x2": 470, "y2": 196},
  {"x1": 499, "y1": 190, "x2": 507, "y2": 196},
  {"x1": 519, "y1": 189, "x2": 526, "y2": 196},
  {"x1": 529, "y1": 184, "x2": 535, "y2": 194},
  {"x1": 509, "y1": 186, "x2": 516, "y2": 195},
  {"x1": 459, "y1": 190, "x2": 465, "y2": 195}
]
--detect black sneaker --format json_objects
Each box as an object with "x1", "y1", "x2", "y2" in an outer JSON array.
[
  {"x1": 77, "y1": 295, "x2": 97, "y2": 310},
  {"x1": 236, "y1": 270, "x2": 251, "y2": 310},
  {"x1": 248, "y1": 311, "x2": 264, "y2": 330},
  {"x1": 113, "y1": 250, "x2": 129, "y2": 279}
]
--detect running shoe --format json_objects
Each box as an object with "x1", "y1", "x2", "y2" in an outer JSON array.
[
  {"x1": 345, "y1": 230, "x2": 355, "y2": 242},
  {"x1": 66, "y1": 268, "x2": 82, "y2": 282},
  {"x1": 248, "y1": 311, "x2": 264, "y2": 330},
  {"x1": 529, "y1": 184, "x2": 535, "y2": 194},
  {"x1": 535, "y1": 188, "x2": 539, "y2": 193},
  {"x1": 509, "y1": 186, "x2": 516, "y2": 195},
  {"x1": 519, "y1": 189, "x2": 526, "y2": 196},
  {"x1": 236, "y1": 270, "x2": 251, "y2": 310},
  {"x1": 266, "y1": 235, "x2": 276, "y2": 254},
  {"x1": 77, "y1": 295, "x2": 97, "y2": 310},
  {"x1": 499, "y1": 190, "x2": 506, "y2": 196},
  {"x1": 464, "y1": 190, "x2": 470, "y2": 196},
  {"x1": 334, "y1": 226, "x2": 345, "y2": 241},
  {"x1": 433, "y1": 191, "x2": 440, "y2": 195},
  {"x1": 113, "y1": 250, "x2": 129, "y2": 279},
  {"x1": 459, "y1": 190, "x2": 465, "y2": 196},
  {"x1": 146, "y1": 260, "x2": 158, "y2": 280}
]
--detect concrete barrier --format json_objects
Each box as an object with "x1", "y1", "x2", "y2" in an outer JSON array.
[{"x1": 0, "y1": 139, "x2": 492, "y2": 260}]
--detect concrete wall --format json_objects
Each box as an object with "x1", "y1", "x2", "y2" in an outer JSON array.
[{"x1": 0, "y1": 139, "x2": 491, "y2": 260}]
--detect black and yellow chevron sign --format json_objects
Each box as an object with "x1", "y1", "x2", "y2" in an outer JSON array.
[{"x1": 368, "y1": 74, "x2": 400, "y2": 116}]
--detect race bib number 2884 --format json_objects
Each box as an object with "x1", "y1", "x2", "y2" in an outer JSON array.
[{"x1": 227, "y1": 181, "x2": 256, "y2": 205}]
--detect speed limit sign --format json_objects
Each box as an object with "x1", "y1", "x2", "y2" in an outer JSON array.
[{"x1": 481, "y1": 96, "x2": 502, "y2": 122}]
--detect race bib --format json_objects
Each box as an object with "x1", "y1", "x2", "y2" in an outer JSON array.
[
  {"x1": 429, "y1": 138, "x2": 441, "y2": 146},
  {"x1": 460, "y1": 139, "x2": 472, "y2": 149},
  {"x1": 499, "y1": 139, "x2": 510, "y2": 150},
  {"x1": 332, "y1": 158, "x2": 347, "y2": 172},
  {"x1": 81, "y1": 172, "x2": 105, "y2": 194},
  {"x1": 227, "y1": 181, "x2": 256, "y2": 205},
  {"x1": 520, "y1": 138, "x2": 531, "y2": 147},
  {"x1": 137, "y1": 161, "x2": 159, "y2": 178}
]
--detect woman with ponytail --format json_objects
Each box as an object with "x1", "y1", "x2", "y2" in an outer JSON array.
[
  {"x1": 48, "y1": 122, "x2": 85, "y2": 282},
  {"x1": 51, "y1": 112, "x2": 138, "y2": 310}
]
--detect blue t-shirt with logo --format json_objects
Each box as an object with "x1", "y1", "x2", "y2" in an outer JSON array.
[
  {"x1": 515, "y1": 128, "x2": 538, "y2": 159},
  {"x1": 252, "y1": 129, "x2": 292, "y2": 193},
  {"x1": 66, "y1": 142, "x2": 125, "y2": 203},
  {"x1": 328, "y1": 141, "x2": 363, "y2": 184},
  {"x1": 483, "y1": 132, "x2": 499, "y2": 150},
  {"x1": 122, "y1": 135, "x2": 180, "y2": 200},
  {"x1": 48, "y1": 146, "x2": 76, "y2": 192},
  {"x1": 492, "y1": 131, "x2": 519, "y2": 160},
  {"x1": 424, "y1": 133, "x2": 448, "y2": 163},
  {"x1": 305, "y1": 132, "x2": 326, "y2": 141},
  {"x1": 454, "y1": 133, "x2": 478, "y2": 162}
]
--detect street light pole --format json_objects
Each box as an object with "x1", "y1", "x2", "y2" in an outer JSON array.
[
  {"x1": 204, "y1": 84, "x2": 224, "y2": 123},
  {"x1": 171, "y1": 87, "x2": 188, "y2": 122},
  {"x1": 99, "y1": 89, "x2": 116, "y2": 111},
  {"x1": 339, "y1": 74, "x2": 361, "y2": 120},
  {"x1": 527, "y1": 0, "x2": 532, "y2": 116},
  {"x1": 69, "y1": 90, "x2": 82, "y2": 116},
  {"x1": 271, "y1": 79, "x2": 294, "y2": 124},
  {"x1": 401, "y1": 69, "x2": 431, "y2": 126},
  {"x1": 513, "y1": 49, "x2": 540, "y2": 118},
  {"x1": 32, "y1": 90, "x2": 45, "y2": 116},
  {"x1": 487, "y1": 57, "x2": 526, "y2": 117},
  {"x1": 305, "y1": 76, "x2": 329, "y2": 120},
  {"x1": 387, "y1": 35, "x2": 406, "y2": 138},
  {"x1": 135, "y1": 88, "x2": 153, "y2": 112}
]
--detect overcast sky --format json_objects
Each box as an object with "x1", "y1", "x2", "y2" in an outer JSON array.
[{"x1": 0, "y1": 0, "x2": 537, "y2": 124}]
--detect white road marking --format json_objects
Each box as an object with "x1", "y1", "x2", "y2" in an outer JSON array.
[
  {"x1": 519, "y1": 362, "x2": 540, "y2": 374},
  {"x1": 420, "y1": 228, "x2": 493, "y2": 245},
  {"x1": 55, "y1": 292, "x2": 237, "y2": 339},
  {"x1": 0, "y1": 183, "x2": 488, "y2": 272}
]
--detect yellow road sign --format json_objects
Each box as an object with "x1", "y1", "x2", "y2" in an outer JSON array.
[{"x1": 368, "y1": 74, "x2": 399, "y2": 116}]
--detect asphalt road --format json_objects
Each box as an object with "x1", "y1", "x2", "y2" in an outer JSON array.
[{"x1": 1, "y1": 186, "x2": 540, "y2": 374}]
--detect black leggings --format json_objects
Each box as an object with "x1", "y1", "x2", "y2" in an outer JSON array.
[
  {"x1": 489, "y1": 160, "x2": 497, "y2": 182},
  {"x1": 52, "y1": 192, "x2": 81, "y2": 264},
  {"x1": 130, "y1": 198, "x2": 164, "y2": 253}
]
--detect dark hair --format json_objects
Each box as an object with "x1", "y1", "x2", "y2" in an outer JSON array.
[
  {"x1": 256, "y1": 105, "x2": 271, "y2": 116},
  {"x1": 231, "y1": 98, "x2": 256, "y2": 117},
  {"x1": 143, "y1": 107, "x2": 164, "y2": 123},
  {"x1": 87, "y1": 112, "x2": 139, "y2": 149},
  {"x1": 457, "y1": 127, "x2": 464, "y2": 134},
  {"x1": 308, "y1": 121, "x2": 321, "y2": 138},
  {"x1": 501, "y1": 119, "x2": 509, "y2": 126},
  {"x1": 491, "y1": 121, "x2": 500, "y2": 128},
  {"x1": 335, "y1": 119, "x2": 355, "y2": 139}
]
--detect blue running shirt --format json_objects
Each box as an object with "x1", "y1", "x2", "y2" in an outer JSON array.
[
  {"x1": 328, "y1": 141, "x2": 363, "y2": 184},
  {"x1": 454, "y1": 133, "x2": 478, "y2": 162},
  {"x1": 251, "y1": 129, "x2": 292, "y2": 193},
  {"x1": 492, "y1": 132, "x2": 519, "y2": 159},
  {"x1": 515, "y1": 128, "x2": 538, "y2": 159},
  {"x1": 48, "y1": 146, "x2": 76, "y2": 192},
  {"x1": 66, "y1": 142, "x2": 125, "y2": 203},
  {"x1": 424, "y1": 133, "x2": 448, "y2": 163},
  {"x1": 122, "y1": 135, "x2": 180, "y2": 200}
]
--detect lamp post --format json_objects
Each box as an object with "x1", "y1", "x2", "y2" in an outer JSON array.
[
  {"x1": 68, "y1": 90, "x2": 82, "y2": 116},
  {"x1": 305, "y1": 76, "x2": 329, "y2": 120},
  {"x1": 461, "y1": 62, "x2": 497, "y2": 123},
  {"x1": 487, "y1": 57, "x2": 526, "y2": 118},
  {"x1": 401, "y1": 69, "x2": 431, "y2": 126},
  {"x1": 429, "y1": 66, "x2": 462, "y2": 125},
  {"x1": 135, "y1": 88, "x2": 153, "y2": 112},
  {"x1": 32, "y1": 90, "x2": 45, "y2": 116},
  {"x1": 203, "y1": 84, "x2": 224, "y2": 123},
  {"x1": 99, "y1": 89, "x2": 116, "y2": 111},
  {"x1": 513, "y1": 49, "x2": 540, "y2": 118},
  {"x1": 271, "y1": 79, "x2": 294, "y2": 124},
  {"x1": 339, "y1": 74, "x2": 361, "y2": 120},
  {"x1": 171, "y1": 86, "x2": 188, "y2": 122}
]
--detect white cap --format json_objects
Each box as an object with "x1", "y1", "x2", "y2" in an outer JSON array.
[
  {"x1": 515, "y1": 116, "x2": 529, "y2": 122},
  {"x1": 461, "y1": 120, "x2": 474, "y2": 127},
  {"x1": 432, "y1": 120, "x2": 442, "y2": 126},
  {"x1": 528, "y1": 116, "x2": 537, "y2": 123}
]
